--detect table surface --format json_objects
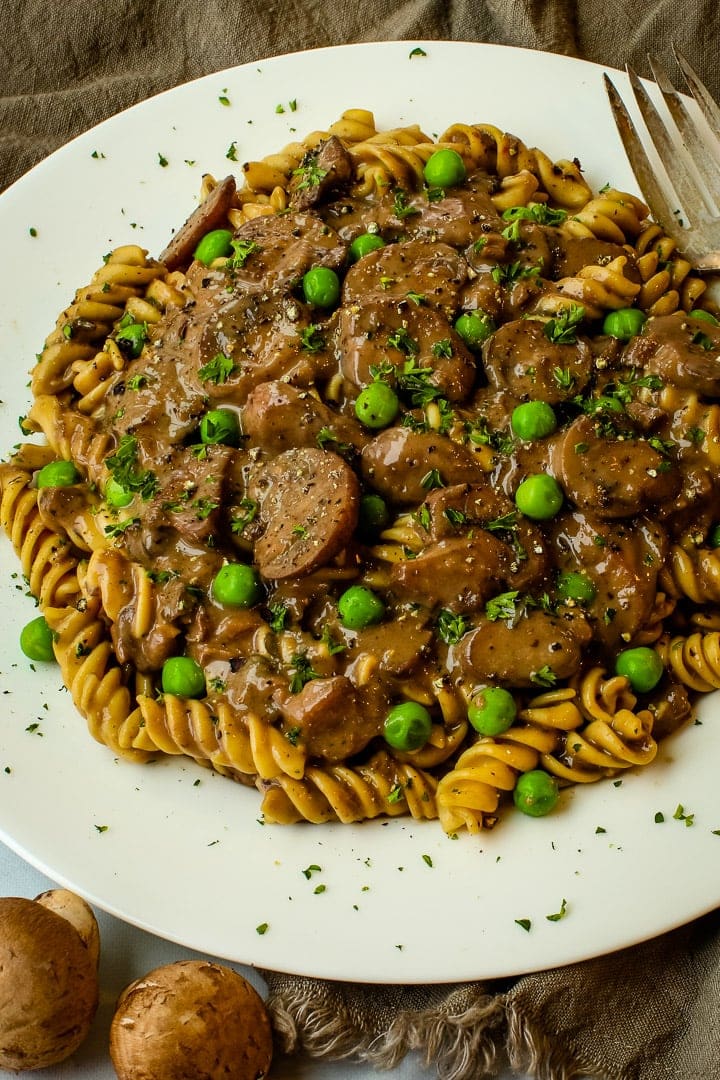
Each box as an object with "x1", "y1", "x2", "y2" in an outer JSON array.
[{"x1": 1, "y1": 840, "x2": 536, "y2": 1079}]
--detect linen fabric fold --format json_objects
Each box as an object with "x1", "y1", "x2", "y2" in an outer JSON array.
[{"x1": 264, "y1": 908, "x2": 720, "y2": 1079}]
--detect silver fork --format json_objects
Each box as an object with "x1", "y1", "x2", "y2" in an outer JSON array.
[{"x1": 604, "y1": 48, "x2": 720, "y2": 271}]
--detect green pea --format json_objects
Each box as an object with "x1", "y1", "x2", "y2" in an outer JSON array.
[
  {"x1": 20, "y1": 615, "x2": 56, "y2": 662},
  {"x1": 384, "y1": 701, "x2": 433, "y2": 751},
  {"x1": 585, "y1": 394, "x2": 625, "y2": 416},
  {"x1": 708, "y1": 524, "x2": 720, "y2": 548},
  {"x1": 556, "y1": 571, "x2": 596, "y2": 606},
  {"x1": 199, "y1": 408, "x2": 241, "y2": 447},
  {"x1": 514, "y1": 473, "x2": 564, "y2": 520},
  {"x1": 302, "y1": 266, "x2": 341, "y2": 308},
  {"x1": 105, "y1": 476, "x2": 133, "y2": 508},
  {"x1": 212, "y1": 563, "x2": 262, "y2": 608},
  {"x1": 349, "y1": 233, "x2": 385, "y2": 261},
  {"x1": 355, "y1": 382, "x2": 400, "y2": 429},
  {"x1": 423, "y1": 148, "x2": 467, "y2": 188},
  {"x1": 614, "y1": 646, "x2": 664, "y2": 693},
  {"x1": 689, "y1": 309, "x2": 720, "y2": 325},
  {"x1": 337, "y1": 585, "x2": 385, "y2": 629},
  {"x1": 358, "y1": 493, "x2": 390, "y2": 540},
  {"x1": 511, "y1": 401, "x2": 558, "y2": 440},
  {"x1": 467, "y1": 687, "x2": 517, "y2": 736},
  {"x1": 161, "y1": 656, "x2": 206, "y2": 699},
  {"x1": 115, "y1": 322, "x2": 148, "y2": 359},
  {"x1": 36, "y1": 460, "x2": 81, "y2": 489},
  {"x1": 602, "y1": 307, "x2": 647, "y2": 340},
  {"x1": 193, "y1": 228, "x2": 234, "y2": 266},
  {"x1": 454, "y1": 310, "x2": 495, "y2": 350},
  {"x1": 513, "y1": 769, "x2": 559, "y2": 817}
]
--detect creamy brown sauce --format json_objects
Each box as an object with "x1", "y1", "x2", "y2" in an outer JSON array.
[{"x1": 39, "y1": 150, "x2": 720, "y2": 767}]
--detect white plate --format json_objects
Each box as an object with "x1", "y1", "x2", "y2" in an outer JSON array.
[{"x1": 1, "y1": 41, "x2": 719, "y2": 984}]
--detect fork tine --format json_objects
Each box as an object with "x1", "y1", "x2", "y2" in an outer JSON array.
[
  {"x1": 672, "y1": 46, "x2": 720, "y2": 145},
  {"x1": 625, "y1": 63, "x2": 714, "y2": 225},
  {"x1": 603, "y1": 73, "x2": 684, "y2": 230},
  {"x1": 648, "y1": 54, "x2": 720, "y2": 208}
]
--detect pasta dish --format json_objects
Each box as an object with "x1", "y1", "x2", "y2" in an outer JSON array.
[{"x1": 3, "y1": 109, "x2": 719, "y2": 834}]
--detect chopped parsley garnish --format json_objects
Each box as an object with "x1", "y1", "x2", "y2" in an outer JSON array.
[
  {"x1": 198, "y1": 352, "x2": 236, "y2": 384},
  {"x1": 104, "y1": 517, "x2": 140, "y2": 538},
  {"x1": 546, "y1": 898, "x2": 568, "y2": 922},
  {"x1": 289, "y1": 652, "x2": 320, "y2": 693},
  {"x1": 227, "y1": 239, "x2": 259, "y2": 268},
  {"x1": 502, "y1": 203, "x2": 568, "y2": 229},
  {"x1": 673, "y1": 803, "x2": 695, "y2": 826},
  {"x1": 230, "y1": 498, "x2": 258, "y2": 534},
  {"x1": 691, "y1": 329, "x2": 715, "y2": 350},
  {"x1": 409, "y1": 46, "x2": 427, "y2": 57},
  {"x1": 320, "y1": 625, "x2": 346, "y2": 655},
  {"x1": 292, "y1": 152, "x2": 328, "y2": 191},
  {"x1": 299, "y1": 324, "x2": 326, "y2": 352},
  {"x1": 444, "y1": 507, "x2": 468, "y2": 527},
  {"x1": 392, "y1": 188, "x2": 420, "y2": 219},
  {"x1": 420, "y1": 468, "x2": 444, "y2": 490},
  {"x1": 485, "y1": 590, "x2": 519, "y2": 622},
  {"x1": 268, "y1": 602, "x2": 289, "y2": 633},
  {"x1": 396, "y1": 358, "x2": 443, "y2": 406},
  {"x1": 531, "y1": 665, "x2": 558, "y2": 687},
  {"x1": 515, "y1": 918, "x2": 532, "y2": 932},
  {"x1": 106, "y1": 435, "x2": 158, "y2": 500},
  {"x1": 431, "y1": 338, "x2": 453, "y2": 359},
  {"x1": 491, "y1": 261, "x2": 542, "y2": 286},
  {"x1": 387, "y1": 327, "x2": 419, "y2": 355},
  {"x1": 193, "y1": 498, "x2": 218, "y2": 521},
  {"x1": 315, "y1": 427, "x2": 352, "y2": 455},
  {"x1": 436, "y1": 609, "x2": 471, "y2": 645},
  {"x1": 464, "y1": 416, "x2": 514, "y2": 454},
  {"x1": 544, "y1": 304, "x2": 586, "y2": 345}
]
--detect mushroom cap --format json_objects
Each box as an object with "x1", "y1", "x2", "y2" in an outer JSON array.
[
  {"x1": 110, "y1": 959, "x2": 273, "y2": 1080},
  {"x1": 34, "y1": 888, "x2": 100, "y2": 969},
  {"x1": 0, "y1": 896, "x2": 99, "y2": 1071}
]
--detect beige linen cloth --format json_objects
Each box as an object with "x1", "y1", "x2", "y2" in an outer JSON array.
[{"x1": 3, "y1": 3, "x2": 720, "y2": 1078}]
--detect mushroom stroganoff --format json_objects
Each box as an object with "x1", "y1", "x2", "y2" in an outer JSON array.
[{"x1": 4, "y1": 108, "x2": 720, "y2": 835}]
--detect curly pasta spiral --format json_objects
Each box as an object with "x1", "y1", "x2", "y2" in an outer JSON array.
[
  {"x1": 435, "y1": 687, "x2": 587, "y2": 834},
  {"x1": 26, "y1": 396, "x2": 112, "y2": 482},
  {"x1": 133, "y1": 695, "x2": 307, "y2": 781},
  {"x1": 655, "y1": 631, "x2": 720, "y2": 693},
  {"x1": 668, "y1": 544, "x2": 720, "y2": 604},
  {"x1": 258, "y1": 751, "x2": 438, "y2": 824},
  {"x1": 535, "y1": 255, "x2": 642, "y2": 320},
  {"x1": 657, "y1": 382, "x2": 720, "y2": 468},
  {"x1": 442, "y1": 122, "x2": 592, "y2": 210},
  {"x1": 0, "y1": 462, "x2": 81, "y2": 609},
  {"x1": 634, "y1": 222, "x2": 706, "y2": 314},
  {"x1": 561, "y1": 188, "x2": 648, "y2": 243},
  {"x1": 542, "y1": 668, "x2": 657, "y2": 782},
  {"x1": 436, "y1": 737, "x2": 539, "y2": 834},
  {"x1": 31, "y1": 246, "x2": 165, "y2": 396},
  {"x1": 43, "y1": 594, "x2": 152, "y2": 762}
]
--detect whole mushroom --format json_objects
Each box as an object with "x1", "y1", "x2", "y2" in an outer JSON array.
[
  {"x1": 0, "y1": 890, "x2": 100, "y2": 1070},
  {"x1": 110, "y1": 959, "x2": 274, "y2": 1080}
]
